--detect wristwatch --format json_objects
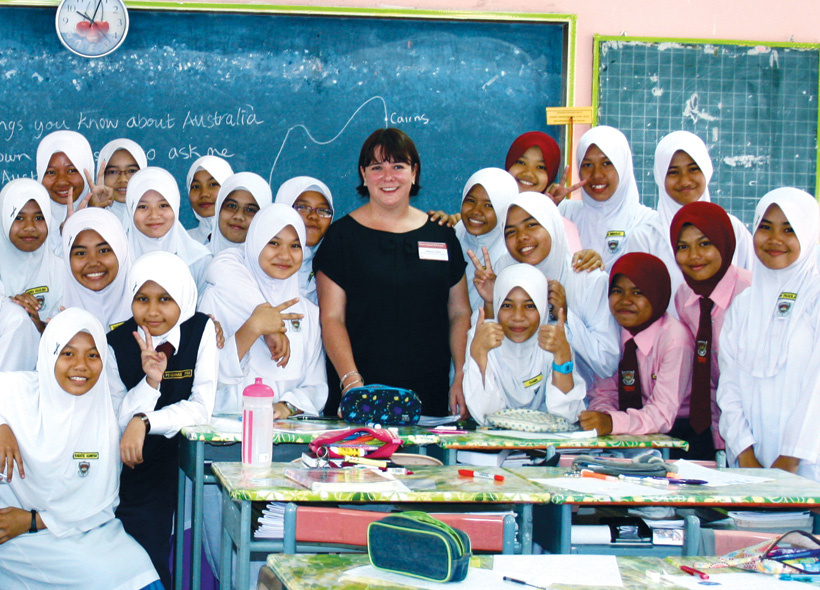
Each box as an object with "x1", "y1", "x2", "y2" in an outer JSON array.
[
  {"x1": 552, "y1": 360, "x2": 574, "y2": 374},
  {"x1": 284, "y1": 401, "x2": 302, "y2": 417},
  {"x1": 135, "y1": 412, "x2": 151, "y2": 434},
  {"x1": 29, "y1": 509, "x2": 38, "y2": 533}
]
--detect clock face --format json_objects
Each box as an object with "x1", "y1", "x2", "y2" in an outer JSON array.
[{"x1": 55, "y1": 0, "x2": 129, "y2": 58}]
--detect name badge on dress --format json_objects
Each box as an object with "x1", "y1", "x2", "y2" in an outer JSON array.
[
  {"x1": 523, "y1": 373, "x2": 543, "y2": 388},
  {"x1": 418, "y1": 241, "x2": 449, "y2": 261},
  {"x1": 74, "y1": 452, "x2": 98, "y2": 477},
  {"x1": 776, "y1": 291, "x2": 797, "y2": 317}
]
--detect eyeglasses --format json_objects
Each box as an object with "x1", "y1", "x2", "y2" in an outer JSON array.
[
  {"x1": 221, "y1": 201, "x2": 260, "y2": 216},
  {"x1": 105, "y1": 168, "x2": 139, "y2": 179},
  {"x1": 294, "y1": 204, "x2": 333, "y2": 219}
]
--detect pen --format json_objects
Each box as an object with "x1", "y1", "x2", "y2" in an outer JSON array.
[
  {"x1": 680, "y1": 565, "x2": 709, "y2": 580},
  {"x1": 503, "y1": 575, "x2": 545, "y2": 589},
  {"x1": 579, "y1": 469, "x2": 618, "y2": 482},
  {"x1": 769, "y1": 548, "x2": 820, "y2": 560},
  {"x1": 458, "y1": 469, "x2": 505, "y2": 482}
]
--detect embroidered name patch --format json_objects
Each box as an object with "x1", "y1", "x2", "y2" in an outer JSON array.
[
  {"x1": 605, "y1": 230, "x2": 626, "y2": 253},
  {"x1": 109, "y1": 321, "x2": 125, "y2": 331},
  {"x1": 523, "y1": 373, "x2": 543, "y2": 388},
  {"x1": 73, "y1": 452, "x2": 99, "y2": 460},
  {"x1": 25, "y1": 286, "x2": 49, "y2": 296},
  {"x1": 163, "y1": 369, "x2": 193, "y2": 379},
  {"x1": 776, "y1": 292, "x2": 797, "y2": 317},
  {"x1": 418, "y1": 241, "x2": 449, "y2": 261}
]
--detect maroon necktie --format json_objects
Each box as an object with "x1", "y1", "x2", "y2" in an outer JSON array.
[
  {"x1": 156, "y1": 341, "x2": 175, "y2": 360},
  {"x1": 689, "y1": 297, "x2": 714, "y2": 434},
  {"x1": 618, "y1": 338, "x2": 643, "y2": 411}
]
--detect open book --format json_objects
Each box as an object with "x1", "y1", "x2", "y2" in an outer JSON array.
[{"x1": 283, "y1": 467, "x2": 410, "y2": 493}]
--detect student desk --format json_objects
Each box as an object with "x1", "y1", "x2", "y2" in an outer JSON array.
[
  {"x1": 212, "y1": 462, "x2": 552, "y2": 590},
  {"x1": 175, "y1": 420, "x2": 439, "y2": 590},
  {"x1": 436, "y1": 432, "x2": 688, "y2": 465},
  {"x1": 519, "y1": 466, "x2": 820, "y2": 555}
]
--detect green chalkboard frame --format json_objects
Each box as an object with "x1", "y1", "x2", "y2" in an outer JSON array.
[{"x1": 592, "y1": 34, "x2": 820, "y2": 201}]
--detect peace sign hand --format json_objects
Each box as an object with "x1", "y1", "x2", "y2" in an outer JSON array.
[
  {"x1": 62, "y1": 186, "x2": 93, "y2": 232},
  {"x1": 538, "y1": 307, "x2": 571, "y2": 362},
  {"x1": 546, "y1": 165, "x2": 588, "y2": 206},
  {"x1": 248, "y1": 297, "x2": 304, "y2": 338},
  {"x1": 84, "y1": 164, "x2": 115, "y2": 209},
  {"x1": 133, "y1": 327, "x2": 168, "y2": 389},
  {"x1": 468, "y1": 246, "x2": 497, "y2": 305}
]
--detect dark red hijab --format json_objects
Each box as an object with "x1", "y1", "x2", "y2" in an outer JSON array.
[
  {"x1": 505, "y1": 131, "x2": 562, "y2": 187},
  {"x1": 609, "y1": 253, "x2": 671, "y2": 335},
  {"x1": 669, "y1": 201, "x2": 735, "y2": 297}
]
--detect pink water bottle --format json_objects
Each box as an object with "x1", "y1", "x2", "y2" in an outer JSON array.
[{"x1": 242, "y1": 378, "x2": 274, "y2": 468}]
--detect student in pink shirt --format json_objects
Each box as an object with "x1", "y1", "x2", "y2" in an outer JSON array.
[
  {"x1": 580, "y1": 253, "x2": 695, "y2": 447},
  {"x1": 670, "y1": 202, "x2": 752, "y2": 456}
]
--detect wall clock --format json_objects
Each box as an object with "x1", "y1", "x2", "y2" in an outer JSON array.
[{"x1": 56, "y1": 0, "x2": 129, "y2": 58}]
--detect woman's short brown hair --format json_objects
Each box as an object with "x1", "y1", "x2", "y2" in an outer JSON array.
[{"x1": 356, "y1": 128, "x2": 421, "y2": 197}]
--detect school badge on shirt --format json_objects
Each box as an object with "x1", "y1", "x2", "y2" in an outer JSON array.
[
  {"x1": 776, "y1": 292, "x2": 797, "y2": 317},
  {"x1": 605, "y1": 230, "x2": 626, "y2": 254},
  {"x1": 73, "y1": 451, "x2": 99, "y2": 477},
  {"x1": 621, "y1": 370, "x2": 636, "y2": 387},
  {"x1": 696, "y1": 340, "x2": 709, "y2": 359}
]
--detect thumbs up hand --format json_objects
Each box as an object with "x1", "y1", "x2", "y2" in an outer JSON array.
[{"x1": 538, "y1": 307, "x2": 571, "y2": 363}]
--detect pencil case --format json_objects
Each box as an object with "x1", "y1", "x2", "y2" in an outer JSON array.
[
  {"x1": 570, "y1": 453, "x2": 676, "y2": 478},
  {"x1": 368, "y1": 512, "x2": 471, "y2": 582},
  {"x1": 340, "y1": 384, "x2": 422, "y2": 426},
  {"x1": 309, "y1": 427, "x2": 403, "y2": 460}
]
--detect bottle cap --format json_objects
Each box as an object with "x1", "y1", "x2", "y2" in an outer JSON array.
[{"x1": 242, "y1": 377, "x2": 274, "y2": 398}]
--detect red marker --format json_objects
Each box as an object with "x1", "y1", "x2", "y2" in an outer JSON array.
[
  {"x1": 680, "y1": 565, "x2": 709, "y2": 580},
  {"x1": 458, "y1": 469, "x2": 505, "y2": 482}
]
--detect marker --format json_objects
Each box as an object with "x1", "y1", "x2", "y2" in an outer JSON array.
[
  {"x1": 458, "y1": 469, "x2": 504, "y2": 482},
  {"x1": 502, "y1": 575, "x2": 545, "y2": 589},
  {"x1": 680, "y1": 565, "x2": 709, "y2": 580},
  {"x1": 579, "y1": 469, "x2": 618, "y2": 482}
]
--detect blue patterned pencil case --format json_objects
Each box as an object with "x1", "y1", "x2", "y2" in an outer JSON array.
[{"x1": 340, "y1": 384, "x2": 422, "y2": 426}]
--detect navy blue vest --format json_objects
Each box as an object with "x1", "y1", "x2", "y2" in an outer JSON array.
[{"x1": 108, "y1": 312, "x2": 209, "y2": 505}]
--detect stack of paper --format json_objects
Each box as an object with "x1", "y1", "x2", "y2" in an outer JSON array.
[
  {"x1": 255, "y1": 502, "x2": 286, "y2": 539},
  {"x1": 728, "y1": 510, "x2": 813, "y2": 532}
]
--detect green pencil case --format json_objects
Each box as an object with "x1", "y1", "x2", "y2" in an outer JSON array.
[{"x1": 368, "y1": 512, "x2": 472, "y2": 583}]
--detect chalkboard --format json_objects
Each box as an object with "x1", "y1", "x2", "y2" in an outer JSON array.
[
  {"x1": 0, "y1": 5, "x2": 571, "y2": 228},
  {"x1": 593, "y1": 36, "x2": 820, "y2": 227}
]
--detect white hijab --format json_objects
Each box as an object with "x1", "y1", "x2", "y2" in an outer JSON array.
[
  {"x1": 454, "y1": 168, "x2": 519, "y2": 310},
  {"x1": 130, "y1": 251, "x2": 197, "y2": 330},
  {"x1": 0, "y1": 178, "x2": 63, "y2": 318},
  {"x1": 185, "y1": 156, "x2": 234, "y2": 244},
  {"x1": 62, "y1": 207, "x2": 132, "y2": 332},
  {"x1": 204, "y1": 203, "x2": 308, "y2": 379},
  {"x1": 36, "y1": 131, "x2": 94, "y2": 246},
  {"x1": 571, "y1": 126, "x2": 655, "y2": 256},
  {"x1": 653, "y1": 130, "x2": 714, "y2": 228},
  {"x1": 733, "y1": 187, "x2": 820, "y2": 377},
  {"x1": 486, "y1": 263, "x2": 550, "y2": 408},
  {"x1": 96, "y1": 138, "x2": 149, "y2": 225},
  {"x1": 274, "y1": 176, "x2": 334, "y2": 304},
  {"x1": 0, "y1": 308, "x2": 118, "y2": 530},
  {"x1": 209, "y1": 172, "x2": 273, "y2": 255},
  {"x1": 124, "y1": 167, "x2": 211, "y2": 268}
]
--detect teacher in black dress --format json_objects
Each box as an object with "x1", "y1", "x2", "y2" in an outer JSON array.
[{"x1": 314, "y1": 128, "x2": 471, "y2": 417}]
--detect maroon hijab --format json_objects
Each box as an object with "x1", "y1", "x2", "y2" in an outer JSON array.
[
  {"x1": 609, "y1": 252, "x2": 671, "y2": 335},
  {"x1": 505, "y1": 131, "x2": 562, "y2": 187},
  {"x1": 669, "y1": 201, "x2": 735, "y2": 297}
]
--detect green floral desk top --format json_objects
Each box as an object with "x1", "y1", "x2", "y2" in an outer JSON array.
[
  {"x1": 211, "y1": 462, "x2": 552, "y2": 503},
  {"x1": 265, "y1": 553, "x2": 736, "y2": 589},
  {"x1": 514, "y1": 466, "x2": 820, "y2": 506},
  {"x1": 437, "y1": 431, "x2": 688, "y2": 450},
  {"x1": 181, "y1": 417, "x2": 440, "y2": 445}
]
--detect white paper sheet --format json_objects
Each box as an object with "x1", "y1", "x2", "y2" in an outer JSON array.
[
  {"x1": 493, "y1": 554, "x2": 623, "y2": 587},
  {"x1": 484, "y1": 429, "x2": 597, "y2": 440},
  {"x1": 663, "y1": 573, "x2": 815, "y2": 589},
  {"x1": 532, "y1": 476, "x2": 675, "y2": 498},
  {"x1": 673, "y1": 460, "x2": 775, "y2": 487},
  {"x1": 342, "y1": 565, "x2": 512, "y2": 589}
]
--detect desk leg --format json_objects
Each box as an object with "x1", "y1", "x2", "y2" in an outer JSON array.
[
  {"x1": 444, "y1": 448, "x2": 457, "y2": 465},
  {"x1": 175, "y1": 463, "x2": 186, "y2": 590},
  {"x1": 219, "y1": 486, "x2": 233, "y2": 590},
  {"x1": 237, "y1": 499, "x2": 252, "y2": 590},
  {"x1": 534, "y1": 503, "x2": 571, "y2": 554},
  {"x1": 661, "y1": 448, "x2": 670, "y2": 460},
  {"x1": 191, "y1": 441, "x2": 206, "y2": 590},
  {"x1": 519, "y1": 504, "x2": 533, "y2": 554}
]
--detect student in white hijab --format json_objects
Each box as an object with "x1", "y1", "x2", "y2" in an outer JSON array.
[
  {"x1": 453, "y1": 168, "x2": 518, "y2": 311},
  {"x1": 718, "y1": 187, "x2": 820, "y2": 481},
  {"x1": 274, "y1": 176, "x2": 335, "y2": 305},
  {"x1": 463, "y1": 263, "x2": 585, "y2": 425},
  {"x1": 124, "y1": 167, "x2": 212, "y2": 292},
  {"x1": 493, "y1": 192, "x2": 620, "y2": 386},
  {"x1": 0, "y1": 178, "x2": 63, "y2": 332},
  {"x1": 653, "y1": 131, "x2": 754, "y2": 297},
  {"x1": 0, "y1": 308, "x2": 160, "y2": 590},
  {"x1": 96, "y1": 138, "x2": 149, "y2": 225},
  {"x1": 186, "y1": 156, "x2": 234, "y2": 244},
  {"x1": 562, "y1": 126, "x2": 671, "y2": 271},
  {"x1": 35, "y1": 131, "x2": 94, "y2": 252},
  {"x1": 199, "y1": 202, "x2": 327, "y2": 416},
  {"x1": 62, "y1": 207, "x2": 132, "y2": 332},
  {"x1": 209, "y1": 172, "x2": 272, "y2": 255}
]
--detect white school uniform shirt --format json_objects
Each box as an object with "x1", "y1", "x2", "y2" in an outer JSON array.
[
  {"x1": 463, "y1": 263, "x2": 586, "y2": 425},
  {"x1": 124, "y1": 167, "x2": 212, "y2": 293},
  {"x1": 62, "y1": 207, "x2": 132, "y2": 332},
  {"x1": 106, "y1": 251, "x2": 218, "y2": 436},
  {"x1": 209, "y1": 172, "x2": 273, "y2": 256},
  {"x1": 185, "y1": 156, "x2": 234, "y2": 244},
  {"x1": 717, "y1": 188, "x2": 820, "y2": 480},
  {"x1": 0, "y1": 308, "x2": 158, "y2": 589},
  {"x1": 198, "y1": 203, "x2": 328, "y2": 415},
  {"x1": 561, "y1": 126, "x2": 674, "y2": 275},
  {"x1": 495, "y1": 192, "x2": 620, "y2": 385},
  {"x1": 35, "y1": 131, "x2": 94, "y2": 253},
  {"x1": 654, "y1": 131, "x2": 754, "y2": 299},
  {"x1": 274, "y1": 175, "x2": 334, "y2": 305},
  {"x1": 96, "y1": 138, "x2": 149, "y2": 225},
  {"x1": 453, "y1": 167, "x2": 518, "y2": 311},
  {"x1": 0, "y1": 178, "x2": 64, "y2": 322},
  {"x1": 0, "y1": 280, "x2": 39, "y2": 371}
]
